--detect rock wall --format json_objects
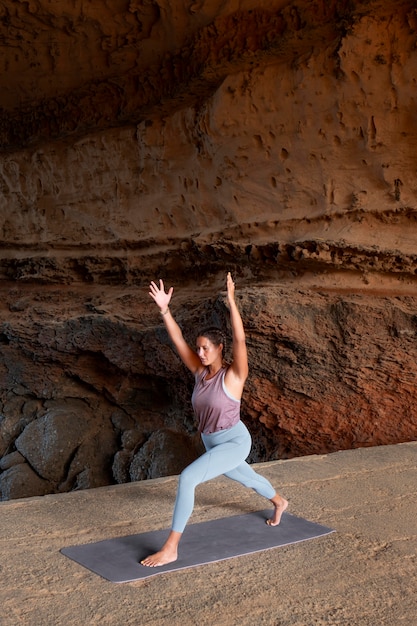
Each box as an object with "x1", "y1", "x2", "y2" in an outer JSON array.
[{"x1": 0, "y1": 0, "x2": 417, "y2": 499}]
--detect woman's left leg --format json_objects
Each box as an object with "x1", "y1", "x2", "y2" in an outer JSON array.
[
  {"x1": 221, "y1": 423, "x2": 288, "y2": 525},
  {"x1": 225, "y1": 461, "x2": 288, "y2": 525},
  {"x1": 224, "y1": 461, "x2": 276, "y2": 499}
]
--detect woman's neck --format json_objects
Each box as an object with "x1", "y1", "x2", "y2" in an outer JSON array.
[{"x1": 206, "y1": 362, "x2": 223, "y2": 378}]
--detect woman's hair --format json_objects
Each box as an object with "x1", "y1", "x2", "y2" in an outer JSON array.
[{"x1": 197, "y1": 326, "x2": 226, "y2": 351}]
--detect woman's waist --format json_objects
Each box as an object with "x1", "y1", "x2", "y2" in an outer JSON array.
[{"x1": 200, "y1": 417, "x2": 241, "y2": 436}]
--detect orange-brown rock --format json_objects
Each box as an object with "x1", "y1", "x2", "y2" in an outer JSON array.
[{"x1": 0, "y1": 0, "x2": 417, "y2": 499}]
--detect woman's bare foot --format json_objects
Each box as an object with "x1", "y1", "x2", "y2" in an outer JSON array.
[
  {"x1": 140, "y1": 546, "x2": 178, "y2": 567},
  {"x1": 140, "y1": 530, "x2": 181, "y2": 567},
  {"x1": 266, "y1": 495, "x2": 288, "y2": 526}
]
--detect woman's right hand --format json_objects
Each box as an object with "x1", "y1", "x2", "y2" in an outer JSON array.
[{"x1": 149, "y1": 279, "x2": 173, "y2": 312}]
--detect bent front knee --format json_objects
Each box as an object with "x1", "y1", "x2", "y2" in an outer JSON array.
[{"x1": 178, "y1": 468, "x2": 200, "y2": 491}]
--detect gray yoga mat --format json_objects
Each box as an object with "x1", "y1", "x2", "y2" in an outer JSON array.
[{"x1": 61, "y1": 509, "x2": 334, "y2": 583}]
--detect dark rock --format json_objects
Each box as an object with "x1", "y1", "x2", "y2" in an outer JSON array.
[
  {"x1": 0, "y1": 464, "x2": 52, "y2": 501},
  {"x1": 129, "y1": 429, "x2": 200, "y2": 481},
  {"x1": 0, "y1": 450, "x2": 26, "y2": 470}
]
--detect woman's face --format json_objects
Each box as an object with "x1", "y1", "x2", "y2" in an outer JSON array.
[{"x1": 196, "y1": 336, "x2": 223, "y2": 366}]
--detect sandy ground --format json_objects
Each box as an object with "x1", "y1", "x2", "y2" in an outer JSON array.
[{"x1": 1, "y1": 442, "x2": 416, "y2": 626}]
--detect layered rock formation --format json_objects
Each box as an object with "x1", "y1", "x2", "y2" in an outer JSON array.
[{"x1": 1, "y1": 0, "x2": 416, "y2": 499}]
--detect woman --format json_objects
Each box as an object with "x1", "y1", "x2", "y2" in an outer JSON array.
[{"x1": 141, "y1": 272, "x2": 288, "y2": 567}]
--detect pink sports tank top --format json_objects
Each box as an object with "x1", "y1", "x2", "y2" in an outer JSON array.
[{"x1": 191, "y1": 366, "x2": 241, "y2": 434}]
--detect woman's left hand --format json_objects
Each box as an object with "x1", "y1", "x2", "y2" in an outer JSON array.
[{"x1": 226, "y1": 271, "x2": 235, "y2": 302}]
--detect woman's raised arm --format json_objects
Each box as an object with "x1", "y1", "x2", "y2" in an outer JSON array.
[
  {"x1": 149, "y1": 279, "x2": 202, "y2": 375},
  {"x1": 224, "y1": 272, "x2": 249, "y2": 396}
]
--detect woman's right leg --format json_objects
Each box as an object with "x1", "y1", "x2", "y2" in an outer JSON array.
[
  {"x1": 171, "y1": 451, "x2": 216, "y2": 532},
  {"x1": 141, "y1": 452, "x2": 218, "y2": 567},
  {"x1": 140, "y1": 529, "x2": 182, "y2": 567},
  {"x1": 141, "y1": 422, "x2": 257, "y2": 567},
  {"x1": 141, "y1": 452, "x2": 215, "y2": 567}
]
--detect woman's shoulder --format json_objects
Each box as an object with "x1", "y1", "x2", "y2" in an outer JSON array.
[{"x1": 194, "y1": 366, "x2": 207, "y2": 381}]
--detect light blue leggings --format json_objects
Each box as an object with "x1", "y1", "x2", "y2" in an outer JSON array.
[{"x1": 171, "y1": 420, "x2": 276, "y2": 533}]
